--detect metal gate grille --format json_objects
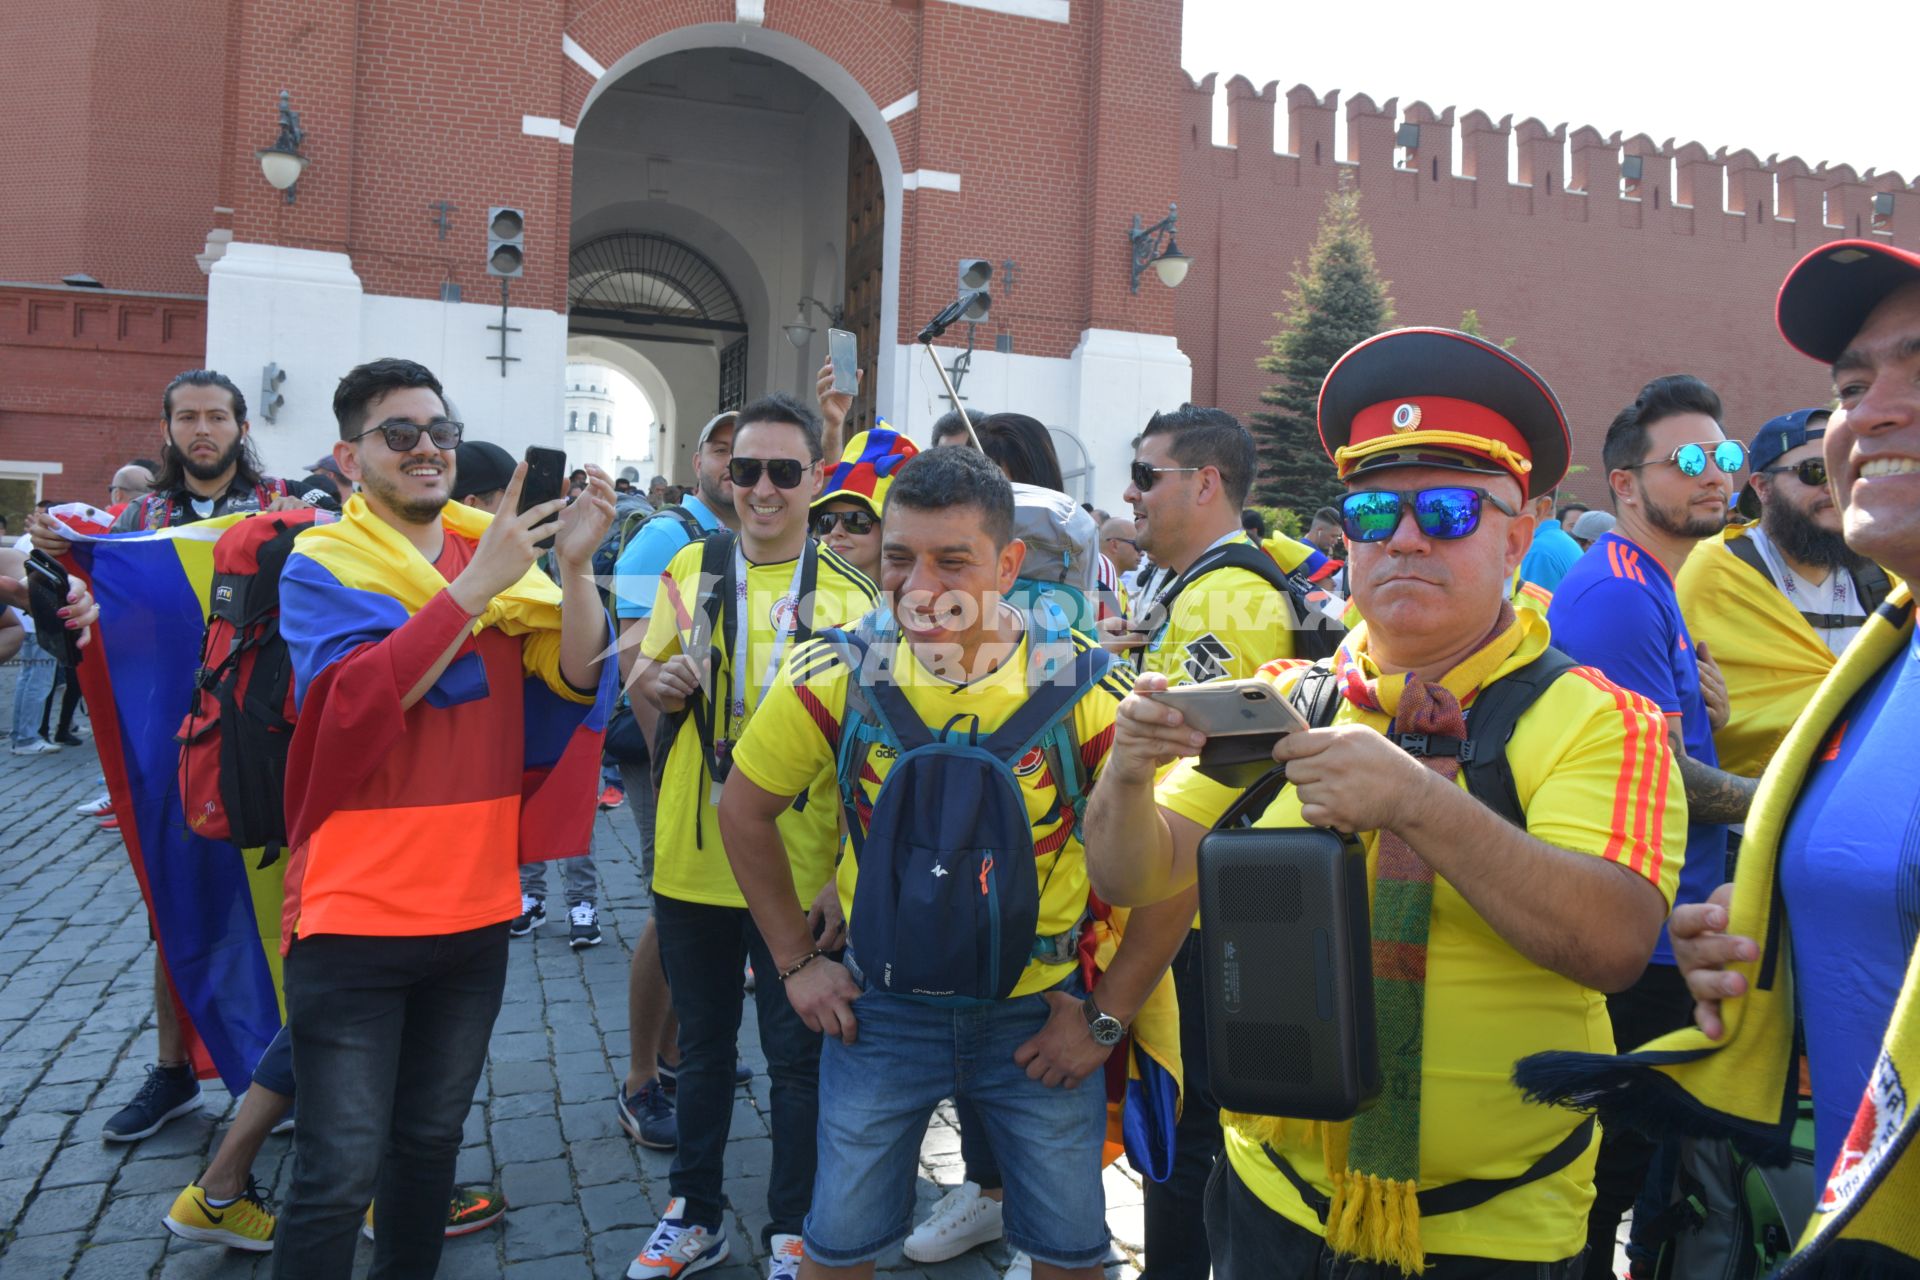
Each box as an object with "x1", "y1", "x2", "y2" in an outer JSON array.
[{"x1": 718, "y1": 337, "x2": 748, "y2": 413}]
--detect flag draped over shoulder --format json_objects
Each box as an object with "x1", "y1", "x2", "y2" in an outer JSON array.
[{"x1": 54, "y1": 508, "x2": 285, "y2": 1095}]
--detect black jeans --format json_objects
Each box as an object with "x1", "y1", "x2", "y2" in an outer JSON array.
[
  {"x1": 1143, "y1": 929, "x2": 1221, "y2": 1279},
  {"x1": 653, "y1": 893, "x2": 820, "y2": 1244},
  {"x1": 1583, "y1": 963, "x2": 1694, "y2": 1280},
  {"x1": 1206, "y1": 1159, "x2": 1585, "y2": 1280},
  {"x1": 273, "y1": 925, "x2": 508, "y2": 1280}
]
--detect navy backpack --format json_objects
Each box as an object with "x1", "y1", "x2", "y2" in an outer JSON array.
[{"x1": 824, "y1": 610, "x2": 1113, "y2": 1004}]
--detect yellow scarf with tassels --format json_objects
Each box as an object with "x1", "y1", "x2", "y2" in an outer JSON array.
[{"x1": 1517, "y1": 584, "x2": 1920, "y2": 1275}]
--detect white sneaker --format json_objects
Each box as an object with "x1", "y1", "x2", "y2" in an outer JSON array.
[
  {"x1": 767, "y1": 1232, "x2": 804, "y2": 1280},
  {"x1": 74, "y1": 791, "x2": 114, "y2": 817},
  {"x1": 10, "y1": 739, "x2": 60, "y2": 756},
  {"x1": 1003, "y1": 1251, "x2": 1032, "y2": 1280},
  {"x1": 627, "y1": 1198, "x2": 729, "y2": 1279},
  {"x1": 902, "y1": 1181, "x2": 1004, "y2": 1263}
]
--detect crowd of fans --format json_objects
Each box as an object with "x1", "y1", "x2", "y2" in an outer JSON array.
[{"x1": 6, "y1": 233, "x2": 1918, "y2": 1280}]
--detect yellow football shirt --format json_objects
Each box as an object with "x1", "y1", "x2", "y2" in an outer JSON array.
[
  {"x1": 1139, "y1": 532, "x2": 1300, "y2": 685},
  {"x1": 641, "y1": 541, "x2": 877, "y2": 909},
  {"x1": 1155, "y1": 608, "x2": 1683, "y2": 1262},
  {"x1": 731, "y1": 626, "x2": 1135, "y2": 998}
]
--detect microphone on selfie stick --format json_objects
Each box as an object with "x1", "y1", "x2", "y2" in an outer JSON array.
[{"x1": 917, "y1": 292, "x2": 985, "y2": 448}]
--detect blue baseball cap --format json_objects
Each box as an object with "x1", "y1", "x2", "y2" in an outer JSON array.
[{"x1": 1738, "y1": 407, "x2": 1830, "y2": 517}]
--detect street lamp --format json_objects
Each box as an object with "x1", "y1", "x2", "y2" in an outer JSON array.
[
  {"x1": 782, "y1": 295, "x2": 844, "y2": 348},
  {"x1": 1128, "y1": 203, "x2": 1192, "y2": 293},
  {"x1": 256, "y1": 90, "x2": 308, "y2": 203}
]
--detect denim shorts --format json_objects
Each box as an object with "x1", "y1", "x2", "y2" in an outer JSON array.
[
  {"x1": 802, "y1": 973, "x2": 1110, "y2": 1268},
  {"x1": 251, "y1": 1023, "x2": 296, "y2": 1096}
]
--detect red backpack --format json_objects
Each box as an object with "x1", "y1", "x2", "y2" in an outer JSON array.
[{"x1": 176, "y1": 509, "x2": 322, "y2": 853}]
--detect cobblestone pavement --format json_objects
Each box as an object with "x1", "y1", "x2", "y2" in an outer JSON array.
[{"x1": 0, "y1": 664, "x2": 1149, "y2": 1279}]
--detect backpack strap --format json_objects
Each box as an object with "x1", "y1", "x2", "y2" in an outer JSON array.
[
  {"x1": 1852, "y1": 559, "x2": 1892, "y2": 615},
  {"x1": 1725, "y1": 531, "x2": 1882, "y2": 634},
  {"x1": 1142, "y1": 541, "x2": 1342, "y2": 660}
]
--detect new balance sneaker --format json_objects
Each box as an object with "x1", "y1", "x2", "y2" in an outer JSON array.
[
  {"x1": 902, "y1": 1182, "x2": 1004, "y2": 1263},
  {"x1": 103, "y1": 1063, "x2": 202, "y2": 1142},
  {"x1": 509, "y1": 895, "x2": 546, "y2": 937},
  {"x1": 163, "y1": 1177, "x2": 275, "y2": 1251},
  {"x1": 767, "y1": 1232, "x2": 805, "y2": 1280},
  {"x1": 616, "y1": 1079, "x2": 676, "y2": 1150},
  {"x1": 626, "y1": 1198, "x2": 729, "y2": 1279},
  {"x1": 599, "y1": 783, "x2": 626, "y2": 810},
  {"x1": 10, "y1": 738, "x2": 59, "y2": 755},
  {"x1": 362, "y1": 1185, "x2": 508, "y2": 1240},
  {"x1": 1003, "y1": 1251, "x2": 1032, "y2": 1280},
  {"x1": 74, "y1": 791, "x2": 113, "y2": 817},
  {"x1": 569, "y1": 902, "x2": 603, "y2": 949}
]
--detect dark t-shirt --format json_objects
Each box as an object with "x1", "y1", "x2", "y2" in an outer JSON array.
[{"x1": 109, "y1": 476, "x2": 287, "y2": 532}]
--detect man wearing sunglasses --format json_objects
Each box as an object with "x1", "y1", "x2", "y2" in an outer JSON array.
[
  {"x1": 1090, "y1": 327, "x2": 1682, "y2": 1279},
  {"x1": 1545, "y1": 373, "x2": 1765, "y2": 1274},
  {"x1": 624, "y1": 393, "x2": 877, "y2": 1280},
  {"x1": 1675, "y1": 408, "x2": 1894, "y2": 780}
]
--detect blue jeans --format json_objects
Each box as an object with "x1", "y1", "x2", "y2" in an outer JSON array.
[
  {"x1": 653, "y1": 893, "x2": 819, "y2": 1244},
  {"x1": 273, "y1": 925, "x2": 507, "y2": 1280},
  {"x1": 803, "y1": 974, "x2": 1110, "y2": 1268},
  {"x1": 9, "y1": 649, "x2": 54, "y2": 746}
]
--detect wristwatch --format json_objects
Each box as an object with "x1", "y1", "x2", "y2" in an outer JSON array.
[{"x1": 1082, "y1": 994, "x2": 1125, "y2": 1047}]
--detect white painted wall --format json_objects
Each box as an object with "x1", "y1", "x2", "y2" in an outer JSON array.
[
  {"x1": 563, "y1": 362, "x2": 618, "y2": 473},
  {"x1": 206, "y1": 243, "x2": 569, "y2": 479}
]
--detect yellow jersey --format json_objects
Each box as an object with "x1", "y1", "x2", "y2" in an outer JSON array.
[
  {"x1": 731, "y1": 627, "x2": 1134, "y2": 997},
  {"x1": 1156, "y1": 608, "x2": 1683, "y2": 1261},
  {"x1": 1139, "y1": 533, "x2": 1301, "y2": 685},
  {"x1": 641, "y1": 540, "x2": 877, "y2": 909}
]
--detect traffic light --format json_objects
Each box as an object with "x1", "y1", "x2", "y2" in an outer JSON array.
[
  {"x1": 957, "y1": 258, "x2": 991, "y2": 323},
  {"x1": 487, "y1": 207, "x2": 526, "y2": 277},
  {"x1": 260, "y1": 363, "x2": 286, "y2": 423}
]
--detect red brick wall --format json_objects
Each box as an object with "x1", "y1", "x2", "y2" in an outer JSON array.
[
  {"x1": 0, "y1": 286, "x2": 208, "y2": 506},
  {"x1": 1175, "y1": 74, "x2": 1920, "y2": 504}
]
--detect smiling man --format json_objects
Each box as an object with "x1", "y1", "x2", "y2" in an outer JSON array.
[
  {"x1": 1085, "y1": 328, "x2": 1681, "y2": 1278},
  {"x1": 270, "y1": 357, "x2": 614, "y2": 1279}
]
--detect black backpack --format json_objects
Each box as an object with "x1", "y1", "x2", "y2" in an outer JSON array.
[{"x1": 1140, "y1": 541, "x2": 1347, "y2": 666}]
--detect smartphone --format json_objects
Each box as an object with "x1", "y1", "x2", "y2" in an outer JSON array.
[
  {"x1": 23, "y1": 552, "x2": 81, "y2": 667},
  {"x1": 519, "y1": 445, "x2": 568, "y2": 550},
  {"x1": 1146, "y1": 679, "x2": 1310, "y2": 738},
  {"x1": 827, "y1": 327, "x2": 859, "y2": 397}
]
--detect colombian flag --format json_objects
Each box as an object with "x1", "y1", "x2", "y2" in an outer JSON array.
[{"x1": 54, "y1": 507, "x2": 288, "y2": 1094}]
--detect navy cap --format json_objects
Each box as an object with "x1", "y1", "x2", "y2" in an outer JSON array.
[
  {"x1": 1738, "y1": 407, "x2": 1831, "y2": 518},
  {"x1": 1777, "y1": 239, "x2": 1920, "y2": 364},
  {"x1": 451, "y1": 440, "x2": 516, "y2": 500}
]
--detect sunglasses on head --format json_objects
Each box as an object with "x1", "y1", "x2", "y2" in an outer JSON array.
[
  {"x1": 728, "y1": 456, "x2": 813, "y2": 489},
  {"x1": 348, "y1": 418, "x2": 464, "y2": 452},
  {"x1": 1761, "y1": 458, "x2": 1828, "y2": 488},
  {"x1": 1339, "y1": 486, "x2": 1519, "y2": 543},
  {"x1": 812, "y1": 509, "x2": 877, "y2": 536},
  {"x1": 1627, "y1": 439, "x2": 1746, "y2": 478},
  {"x1": 1130, "y1": 460, "x2": 1202, "y2": 492}
]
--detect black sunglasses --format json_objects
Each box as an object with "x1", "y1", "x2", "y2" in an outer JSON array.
[
  {"x1": 729, "y1": 456, "x2": 814, "y2": 489},
  {"x1": 1339, "y1": 486, "x2": 1519, "y2": 543},
  {"x1": 813, "y1": 509, "x2": 877, "y2": 536},
  {"x1": 1130, "y1": 460, "x2": 1203, "y2": 492},
  {"x1": 347, "y1": 417, "x2": 464, "y2": 452},
  {"x1": 1761, "y1": 459, "x2": 1828, "y2": 488}
]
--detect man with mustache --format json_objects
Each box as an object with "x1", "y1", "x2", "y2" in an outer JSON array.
[
  {"x1": 1545, "y1": 374, "x2": 1763, "y2": 1275},
  {"x1": 1675, "y1": 408, "x2": 1893, "y2": 778}
]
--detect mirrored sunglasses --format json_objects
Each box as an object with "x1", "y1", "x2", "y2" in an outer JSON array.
[
  {"x1": 1339, "y1": 486, "x2": 1518, "y2": 544},
  {"x1": 1638, "y1": 439, "x2": 1746, "y2": 478}
]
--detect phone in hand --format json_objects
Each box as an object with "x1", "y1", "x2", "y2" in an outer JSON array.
[
  {"x1": 827, "y1": 328, "x2": 859, "y2": 397},
  {"x1": 519, "y1": 446, "x2": 568, "y2": 551},
  {"x1": 1145, "y1": 679, "x2": 1310, "y2": 738},
  {"x1": 23, "y1": 551, "x2": 81, "y2": 666}
]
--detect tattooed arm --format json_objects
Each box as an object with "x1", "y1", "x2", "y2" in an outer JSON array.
[{"x1": 1667, "y1": 718, "x2": 1757, "y2": 824}]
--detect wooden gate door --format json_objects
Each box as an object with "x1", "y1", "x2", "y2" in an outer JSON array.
[{"x1": 843, "y1": 122, "x2": 884, "y2": 437}]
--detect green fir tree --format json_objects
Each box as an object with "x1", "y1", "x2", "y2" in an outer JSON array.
[{"x1": 1249, "y1": 177, "x2": 1395, "y2": 512}]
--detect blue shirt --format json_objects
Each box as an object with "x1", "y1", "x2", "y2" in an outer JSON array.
[
  {"x1": 1779, "y1": 624, "x2": 1920, "y2": 1182},
  {"x1": 1518, "y1": 517, "x2": 1584, "y2": 592},
  {"x1": 1548, "y1": 531, "x2": 1728, "y2": 965},
  {"x1": 611, "y1": 493, "x2": 724, "y2": 619}
]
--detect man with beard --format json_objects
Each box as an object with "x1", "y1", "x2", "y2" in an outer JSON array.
[
  {"x1": 1546, "y1": 373, "x2": 1762, "y2": 1276},
  {"x1": 27, "y1": 368, "x2": 304, "y2": 1144},
  {"x1": 1676, "y1": 408, "x2": 1893, "y2": 777}
]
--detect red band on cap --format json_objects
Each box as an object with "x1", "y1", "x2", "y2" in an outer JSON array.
[{"x1": 1350, "y1": 397, "x2": 1530, "y2": 460}]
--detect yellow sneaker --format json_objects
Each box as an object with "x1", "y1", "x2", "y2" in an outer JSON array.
[
  {"x1": 164, "y1": 1178, "x2": 276, "y2": 1252},
  {"x1": 361, "y1": 1185, "x2": 508, "y2": 1240}
]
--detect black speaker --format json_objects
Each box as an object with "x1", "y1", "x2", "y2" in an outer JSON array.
[{"x1": 1197, "y1": 826, "x2": 1379, "y2": 1120}]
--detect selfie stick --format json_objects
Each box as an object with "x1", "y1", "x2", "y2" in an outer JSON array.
[{"x1": 918, "y1": 295, "x2": 984, "y2": 449}]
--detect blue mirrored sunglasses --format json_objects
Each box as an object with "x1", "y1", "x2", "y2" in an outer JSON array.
[
  {"x1": 1339, "y1": 486, "x2": 1519, "y2": 543},
  {"x1": 1628, "y1": 439, "x2": 1746, "y2": 478}
]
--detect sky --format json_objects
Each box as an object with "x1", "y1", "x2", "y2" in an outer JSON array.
[{"x1": 1181, "y1": 1, "x2": 1912, "y2": 183}]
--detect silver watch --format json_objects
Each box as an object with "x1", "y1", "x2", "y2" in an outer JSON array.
[{"x1": 1082, "y1": 994, "x2": 1124, "y2": 1047}]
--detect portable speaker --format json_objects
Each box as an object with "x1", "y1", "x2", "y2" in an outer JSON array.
[{"x1": 1196, "y1": 826, "x2": 1379, "y2": 1120}]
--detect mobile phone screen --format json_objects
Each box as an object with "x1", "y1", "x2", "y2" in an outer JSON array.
[
  {"x1": 519, "y1": 446, "x2": 567, "y2": 549},
  {"x1": 827, "y1": 328, "x2": 859, "y2": 397}
]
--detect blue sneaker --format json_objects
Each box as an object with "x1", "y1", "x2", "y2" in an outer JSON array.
[{"x1": 617, "y1": 1079, "x2": 676, "y2": 1150}]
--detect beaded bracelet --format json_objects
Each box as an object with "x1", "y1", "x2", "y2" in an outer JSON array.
[{"x1": 777, "y1": 949, "x2": 824, "y2": 982}]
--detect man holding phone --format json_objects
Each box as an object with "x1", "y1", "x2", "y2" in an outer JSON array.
[
  {"x1": 269, "y1": 357, "x2": 613, "y2": 1279},
  {"x1": 1087, "y1": 328, "x2": 1684, "y2": 1279}
]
